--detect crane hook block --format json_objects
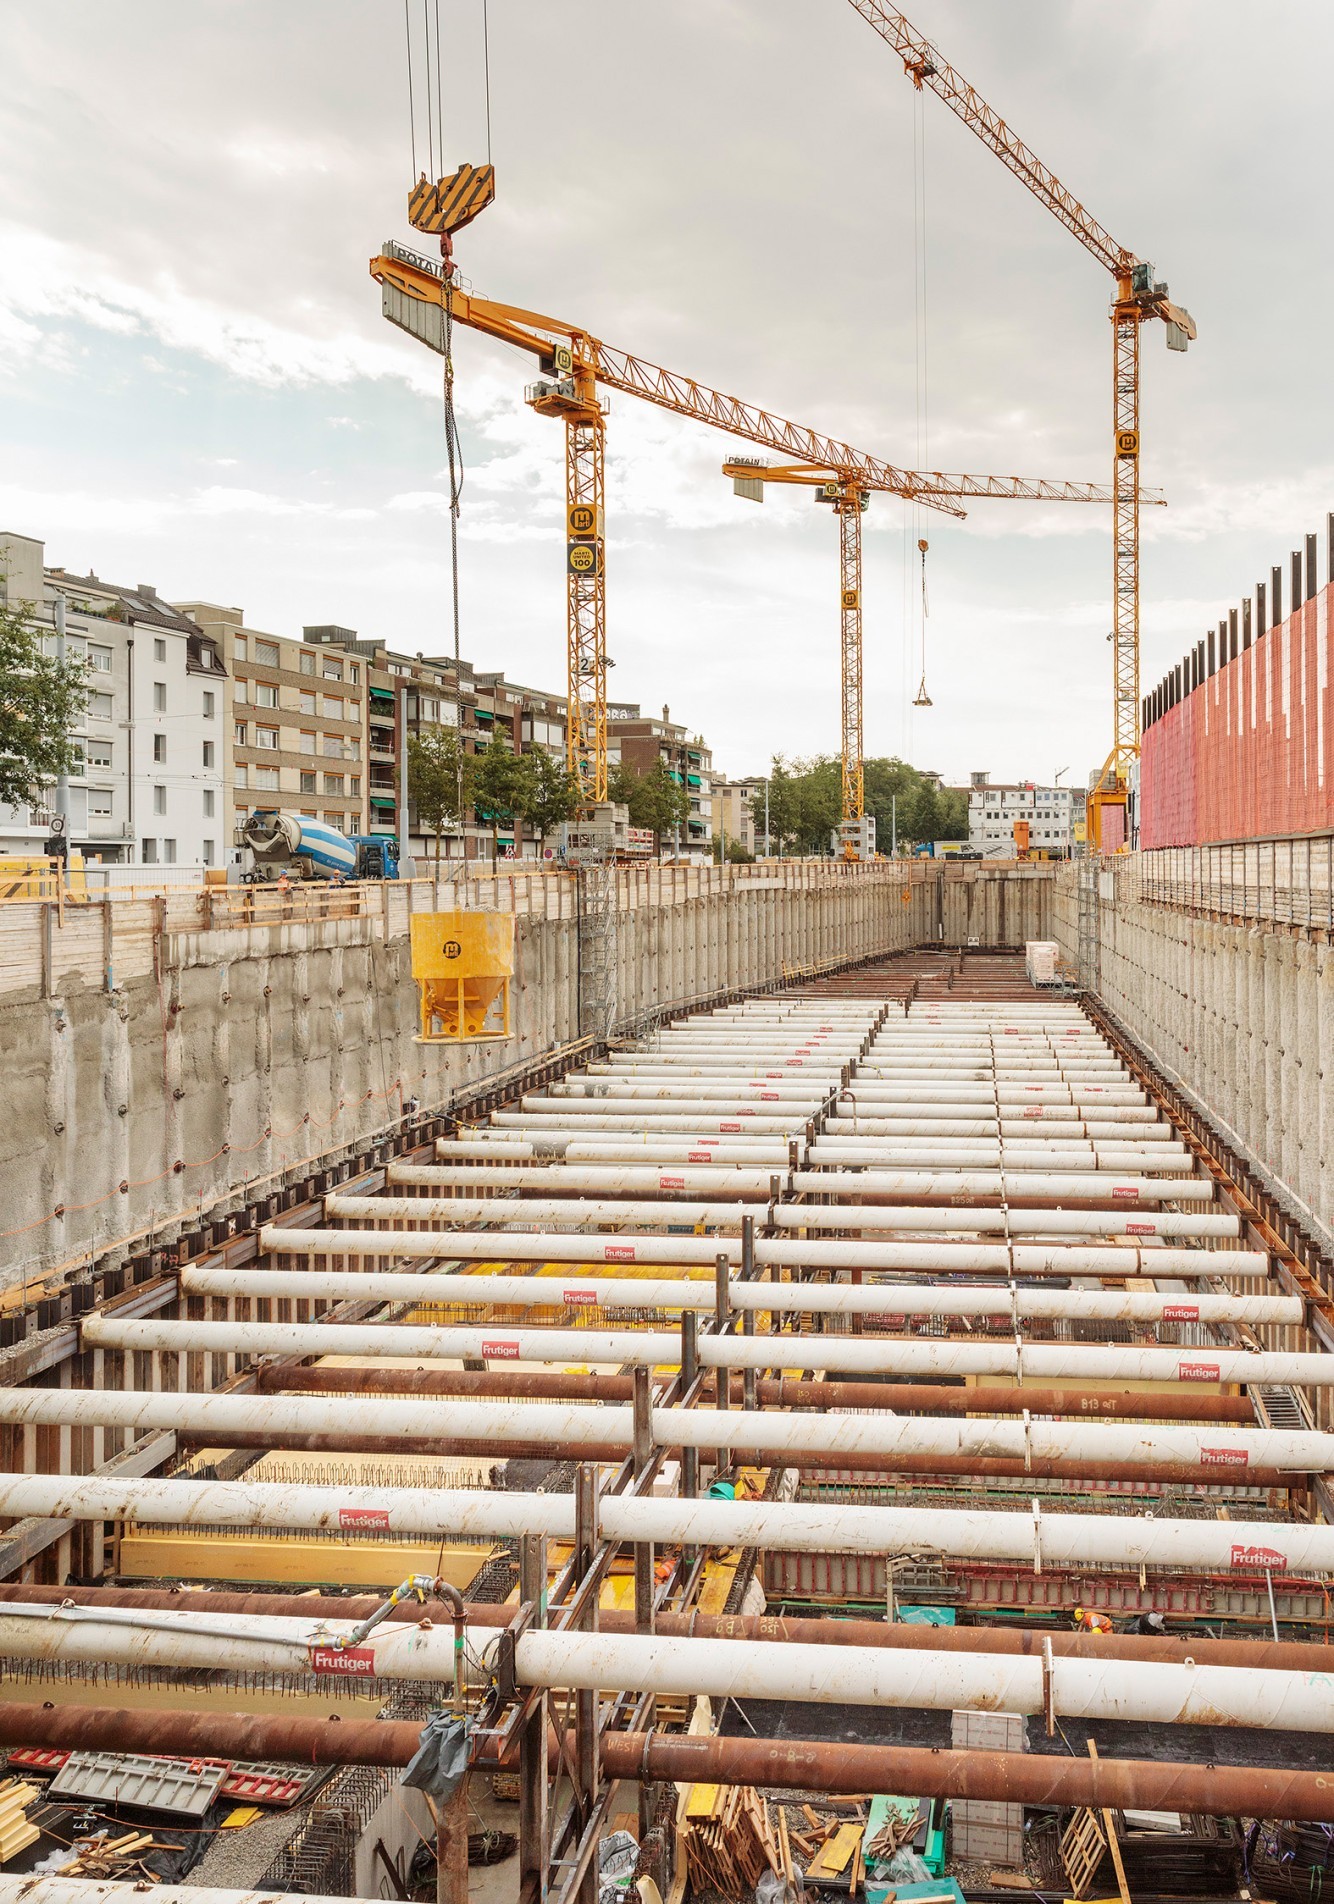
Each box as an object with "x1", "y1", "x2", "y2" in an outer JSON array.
[{"x1": 409, "y1": 163, "x2": 496, "y2": 237}]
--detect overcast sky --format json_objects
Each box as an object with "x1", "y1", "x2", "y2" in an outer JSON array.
[{"x1": 3, "y1": 1, "x2": 1331, "y2": 784}]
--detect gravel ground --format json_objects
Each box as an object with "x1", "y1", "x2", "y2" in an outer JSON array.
[{"x1": 189, "y1": 1805, "x2": 308, "y2": 1889}]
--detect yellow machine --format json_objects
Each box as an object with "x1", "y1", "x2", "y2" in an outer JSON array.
[{"x1": 410, "y1": 912, "x2": 514, "y2": 1043}]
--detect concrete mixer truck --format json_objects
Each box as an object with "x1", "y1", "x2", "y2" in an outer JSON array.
[{"x1": 238, "y1": 810, "x2": 399, "y2": 883}]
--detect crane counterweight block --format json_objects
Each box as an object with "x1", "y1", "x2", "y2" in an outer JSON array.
[{"x1": 409, "y1": 162, "x2": 496, "y2": 236}]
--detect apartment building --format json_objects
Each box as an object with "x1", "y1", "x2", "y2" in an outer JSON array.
[
  {"x1": 967, "y1": 771, "x2": 1076, "y2": 858},
  {"x1": 181, "y1": 607, "x2": 367, "y2": 851},
  {"x1": 0, "y1": 532, "x2": 227, "y2": 867},
  {"x1": 607, "y1": 703, "x2": 714, "y2": 858},
  {"x1": 712, "y1": 776, "x2": 765, "y2": 857}
]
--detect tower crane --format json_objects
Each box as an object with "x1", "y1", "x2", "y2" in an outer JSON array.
[
  {"x1": 844, "y1": 2, "x2": 1196, "y2": 849},
  {"x1": 721, "y1": 457, "x2": 1161, "y2": 855},
  {"x1": 374, "y1": 164, "x2": 1140, "y2": 830}
]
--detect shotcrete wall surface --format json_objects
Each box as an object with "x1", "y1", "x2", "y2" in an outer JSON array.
[
  {"x1": 0, "y1": 863, "x2": 1052, "y2": 1288},
  {"x1": 1055, "y1": 859, "x2": 1334, "y2": 1251}
]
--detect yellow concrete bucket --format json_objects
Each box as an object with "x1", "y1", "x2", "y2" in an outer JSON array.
[{"x1": 410, "y1": 911, "x2": 515, "y2": 1043}]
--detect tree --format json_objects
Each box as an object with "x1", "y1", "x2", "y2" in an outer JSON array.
[
  {"x1": 610, "y1": 758, "x2": 690, "y2": 848},
  {"x1": 472, "y1": 733, "x2": 533, "y2": 860},
  {"x1": 522, "y1": 749, "x2": 579, "y2": 852},
  {"x1": 0, "y1": 593, "x2": 89, "y2": 812},
  {"x1": 407, "y1": 727, "x2": 471, "y2": 865}
]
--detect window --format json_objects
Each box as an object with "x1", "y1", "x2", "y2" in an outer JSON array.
[
  {"x1": 234, "y1": 636, "x2": 247, "y2": 661},
  {"x1": 299, "y1": 691, "x2": 316, "y2": 714},
  {"x1": 202, "y1": 839, "x2": 215, "y2": 866},
  {"x1": 351, "y1": 776, "x2": 361, "y2": 795},
  {"x1": 322, "y1": 734, "x2": 343, "y2": 758},
  {"x1": 88, "y1": 788, "x2": 113, "y2": 817},
  {"x1": 323, "y1": 812, "x2": 344, "y2": 831},
  {"x1": 235, "y1": 764, "x2": 248, "y2": 789},
  {"x1": 321, "y1": 696, "x2": 342, "y2": 719},
  {"x1": 163, "y1": 839, "x2": 177, "y2": 864},
  {"x1": 255, "y1": 765, "x2": 279, "y2": 791},
  {"x1": 142, "y1": 839, "x2": 158, "y2": 864},
  {"x1": 255, "y1": 682, "x2": 278, "y2": 708},
  {"x1": 89, "y1": 691, "x2": 114, "y2": 719},
  {"x1": 153, "y1": 682, "x2": 166, "y2": 712},
  {"x1": 322, "y1": 660, "x2": 343, "y2": 681},
  {"x1": 422, "y1": 697, "x2": 439, "y2": 722},
  {"x1": 153, "y1": 734, "x2": 166, "y2": 764},
  {"x1": 202, "y1": 690, "x2": 215, "y2": 718},
  {"x1": 153, "y1": 638, "x2": 166, "y2": 663},
  {"x1": 234, "y1": 678, "x2": 247, "y2": 703},
  {"x1": 345, "y1": 737, "x2": 359, "y2": 760},
  {"x1": 69, "y1": 743, "x2": 85, "y2": 777},
  {"x1": 87, "y1": 742, "x2": 112, "y2": 769},
  {"x1": 300, "y1": 649, "x2": 316, "y2": 675},
  {"x1": 89, "y1": 645, "x2": 112, "y2": 673},
  {"x1": 234, "y1": 722, "x2": 247, "y2": 747},
  {"x1": 254, "y1": 725, "x2": 279, "y2": 750},
  {"x1": 299, "y1": 729, "x2": 316, "y2": 754},
  {"x1": 153, "y1": 786, "x2": 166, "y2": 815},
  {"x1": 324, "y1": 774, "x2": 344, "y2": 795},
  {"x1": 299, "y1": 770, "x2": 317, "y2": 794},
  {"x1": 203, "y1": 789, "x2": 215, "y2": 818},
  {"x1": 202, "y1": 740, "x2": 215, "y2": 769},
  {"x1": 350, "y1": 664, "x2": 359, "y2": 685},
  {"x1": 254, "y1": 638, "x2": 279, "y2": 667}
]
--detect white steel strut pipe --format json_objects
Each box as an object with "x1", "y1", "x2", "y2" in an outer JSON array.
[
  {"x1": 414, "y1": 1164, "x2": 783, "y2": 1196},
  {"x1": 824, "y1": 1117, "x2": 1173, "y2": 1139},
  {"x1": 549, "y1": 1080, "x2": 829, "y2": 1100},
  {"x1": 791, "y1": 1170, "x2": 1212, "y2": 1203},
  {"x1": 2, "y1": 1603, "x2": 1334, "y2": 1734},
  {"x1": 395, "y1": 1162, "x2": 1208, "y2": 1203},
  {"x1": 297, "y1": 1214, "x2": 1267, "y2": 1278},
  {"x1": 6, "y1": 1381, "x2": 1328, "y2": 1471},
  {"x1": 366, "y1": 1183, "x2": 1245, "y2": 1237},
  {"x1": 519, "y1": 1096, "x2": 820, "y2": 1118},
  {"x1": 81, "y1": 1317, "x2": 1334, "y2": 1389},
  {"x1": 435, "y1": 1139, "x2": 796, "y2": 1166},
  {"x1": 1, "y1": 1473, "x2": 1333, "y2": 1574},
  {"x1": 807, "y1": 1146, "x2": 1192, "y2": 1173},
  {"x1": 843, "y1": 1084, "x2": 1147, "y2": 1105},
  {"x1": 857, "y1": 1061, "x2": 1130, "y2": 1077},
  {"x1": 833, "y1": 1102, "x2": 1161, "y2": 1125},
  {"x1": 490, "y1": 1112, "x2": 806, "y2": 1135},
  {"x1": 198, "y1": 1262, "x2": 1301, "y2": 1328}
]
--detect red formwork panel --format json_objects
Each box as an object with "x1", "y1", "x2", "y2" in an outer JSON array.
[{"x1": 1141, "y1": 581, "x2": 1334, "y2": 845}]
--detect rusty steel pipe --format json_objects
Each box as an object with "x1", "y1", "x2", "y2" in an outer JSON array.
[
  {"x1": 7, "y1": 1586, "x2": 1334, "y2": 1673},
  {"x1": 591, "y1": 1733, "x2": 1334, "y2": 1823},
  {"x1": 170, "y1": 1428, "x2": 1301, "y2": 1488},
  {"x1": 2, "y1": 1705, "x2": 1333, "y2": 1820},
  {"x1": 260, "y1": 1364, "x2": 1256, "y2": 1422}
]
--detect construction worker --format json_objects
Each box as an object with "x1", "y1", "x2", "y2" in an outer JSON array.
[{"x1": 1073, "y1": 1604, "x2": 1113, "y2": 1635}]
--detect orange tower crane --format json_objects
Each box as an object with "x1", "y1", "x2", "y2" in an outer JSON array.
[
  {"x1": 722, "y1": 457, "x2": 1159, "y2": 855},
  {"x1": 844, "y1": 2, "x2": 1196, "y2": 849},
  {"x1": 375, "y1": 165, "x2": 1142, "y2": 826}
]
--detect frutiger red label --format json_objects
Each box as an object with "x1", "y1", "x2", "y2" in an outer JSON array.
[
  {"x1": 1201, "y1": 1447, "x2": 1248, "y2": 1467},
  {"x1": 1179, "y1": 1360, "x2": 1220, "y2": 1382},
  {"x1": 1230, "y1": 1544, "x2": 1287, "y2": 1571},
  {"x1": 720, "y1": 1122, "x2": 742, "y2": 1132},
  {"x1": 339, "y1": 1507, "x2": 390, "y2": 1530},
  {"x1": 688, "y1": 1152, "x2": 712, "y2": 1163},
  {"x1": 310, "y1": 1646, "x2": 377, "y2": 1676},
  {"x1": 1125, "y1": 1221, "x2": 1156, "y2": 1234},
  {"x1": 1112, "y1": 1185, "x2": 1140, "y2": 1199},
  {"x1": 563, "y1": 1289, "x2": 598, "y2": 1306},
  {"x1": 659, "y1": 1174, "x2": 685, "y2": 1189},
  {"x1": 483, "y1": 1340, "x2": 520, "y2": 1358},
  {"x1": 605, "y1": 1244, "x2": 636, "y2": 1261},
  {"x1": 1162, "y1": 1303, "x2": 1199, "y2": 1321}
]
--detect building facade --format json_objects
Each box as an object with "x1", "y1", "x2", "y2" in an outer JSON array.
[
  {"x1": 712, "y1": 776, "x2": 762, "y2": 857},
  {"x1": 608, "y1": 704, "x2": 714, "y2": 858},
  {"x1": 967, "y1": 772, "x2": 1076, "y2": 858},
  {"x1": 0, "y1": 532, "x2": 227, "y2": 868},
  {"x1": 181, "y1": 608, "x2": 367, "y2": 856}
]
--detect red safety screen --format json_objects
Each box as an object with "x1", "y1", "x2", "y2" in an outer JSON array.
[{"x1": 1141, "y1": 582, "x2": 1332, "y2": 845}]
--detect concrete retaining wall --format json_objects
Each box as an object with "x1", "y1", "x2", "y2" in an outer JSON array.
[
  {"x1": 1, "y1": 862, "x2": 1054, "y2": 1289},
  {"x1": 1055, "y1": 860, "x2": 1334, "y2": 1251}
]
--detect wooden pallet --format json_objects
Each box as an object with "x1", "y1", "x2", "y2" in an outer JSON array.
[{"x1": 1061, "y1": 1807, "x2": 1109, "y2": 1899}]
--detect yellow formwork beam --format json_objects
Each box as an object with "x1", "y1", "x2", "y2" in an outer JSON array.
[{"x1": 116, "y1": 1532, "x2": 494, "y2": 1591}]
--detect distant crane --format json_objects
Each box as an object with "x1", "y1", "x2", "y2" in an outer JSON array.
[
  {"x1": 721, "y1": 457, "x2": 1159, "y2": 851},
  {"x1": 845, "y1": 2, "x2": 1196, "y2": 849},
  {"x1": 376, "y1": 165, "x2": 1143, "y2": 838}
]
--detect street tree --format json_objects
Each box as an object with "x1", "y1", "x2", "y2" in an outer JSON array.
[
  {"x1": 0, "y1": 593, "x2": 89, "y2": 812},
  {"x1": 407, "y1": 727, "x2": 471, "y2": 865}
]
